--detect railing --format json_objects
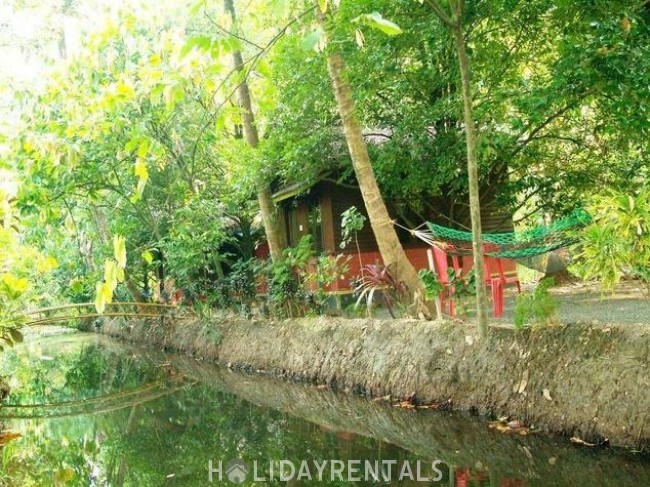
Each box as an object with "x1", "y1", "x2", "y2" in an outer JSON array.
[
  {"x1": 18, "y1": 302, "x2": 177, "y2": 327},
  {"x1": 0, "y1": 377, "x2": 192, "y2": 419}
]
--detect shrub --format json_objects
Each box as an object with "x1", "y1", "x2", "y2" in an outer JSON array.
[
  {"x1": 513, "y1": 278, "x2": 558, "y2": 329},
  {"x1": 266, "y1": 236, "x2": 348, "y2": 317},
  {"x1": 354, "y1": 264, "x2": 407, "y2": 318},
  {"x1": 571, "y1": 186, "x2": 649, "y2": 295}
]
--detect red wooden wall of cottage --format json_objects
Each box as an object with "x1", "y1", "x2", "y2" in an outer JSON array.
[{"x1": 325, "y1": 246, "x2": 430, "y2": 293}]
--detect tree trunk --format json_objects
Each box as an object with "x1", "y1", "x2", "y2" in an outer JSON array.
[
  {"x1": 316, "y1": 9, "x2": 430, "y2": 317},
  {"x1": 224, "y1": 0, "x2": 284, "y2": 262},
  {"x1": 452, "y1": 21, "x2": 489, "y2": 336},
  {"x1": 426, "y1": 0, "x2": 489, "y2": 335}
]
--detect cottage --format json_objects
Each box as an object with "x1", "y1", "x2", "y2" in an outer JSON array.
[{"x1": 272, "y1": 179, "x2": 431, "y2": 293}]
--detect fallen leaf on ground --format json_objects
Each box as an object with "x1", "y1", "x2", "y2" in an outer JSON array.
[
  {"x1": 569, "y1": 436, "x2": 597, "y2": 447},
  {"x1": 416, "y1": 403, "x2": 441, "y2": 410},
  {"x1": 517, "y1": 370, "x2": 529, "y2": 394},
  {"x1": 372, "y1": 395, "x2": 391, "y2": 402},
  {"x1": 507, "y1": 419, "x2": 525, "y2": 429},
  {"x1": 489, "y1": 419, "x2": 531, "y2": 436},
  {"x1": 569, "y1": 436, "x2": 609, "y2": 447},
  {"x1": 395, "y1": 400, "x2": 416, "y2": 409},
  {"x1": 393, "y1": 392, "x2": 418, "y2": 409}
]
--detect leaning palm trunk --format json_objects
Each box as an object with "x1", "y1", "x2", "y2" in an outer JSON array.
[{"x1": 316, "y1": 8, "x2": 431, "y2": 318}]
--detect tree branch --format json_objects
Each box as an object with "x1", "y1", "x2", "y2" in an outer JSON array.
[
  {"x1": 189, "y1": 6, "x2": 316, "y2": 166},
  {"x1": 424, "y1": 0, "x2": 455, "y2": 28},
  {"x1": 509, "y1": 91, "x2": 593, "y2": 160},
  {"x1": 203, "y1": 9, "x2": 265, "y2": 50}
]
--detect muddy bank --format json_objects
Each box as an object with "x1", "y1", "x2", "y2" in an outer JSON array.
[{"x1": 100, "y1": 316, "x2": 650, "y2": 449}]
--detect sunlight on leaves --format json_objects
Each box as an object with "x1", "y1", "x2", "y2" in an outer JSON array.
[{"x1": 352, "y1": 12, "x2": 403, "y2": 37}]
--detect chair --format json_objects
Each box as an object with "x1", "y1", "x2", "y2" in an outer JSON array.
[
  {"x1": 484, "y1": 256, "x2": 521, "y2": 317},
  {"x1": 428, "y1": 245, "x2": 513, "y2": 318},
  {"x1": 496, "y1": 257, "x2": 521, "y2": 292},
  {"x1": 426, "y1": 247, "x2": 456, "y2": 316}
]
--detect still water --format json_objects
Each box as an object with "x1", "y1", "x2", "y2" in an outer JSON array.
[{"x1": 0, "y1": 332, "x2": 648, "y2": 486}]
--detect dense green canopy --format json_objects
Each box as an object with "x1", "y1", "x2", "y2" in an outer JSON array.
[{"x1": 0, "y1": 0, "x2": 647, "y2": 317}]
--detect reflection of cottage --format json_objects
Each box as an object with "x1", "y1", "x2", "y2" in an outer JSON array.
[{"x1": 269, "y1": 177, "x2": 514, "y2": 294}]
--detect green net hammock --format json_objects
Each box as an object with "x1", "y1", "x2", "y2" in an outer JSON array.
[{"x1": 412, "y1": 209, "x2": 591, "y2": 259}]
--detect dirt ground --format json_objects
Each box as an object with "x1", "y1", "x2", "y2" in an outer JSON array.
[{"x1": 499, "y1": 279, "x2": 649, "y2": 325}]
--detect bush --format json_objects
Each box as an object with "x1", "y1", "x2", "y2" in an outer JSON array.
[
  {"x1": 572, "y1": 186, "x2": 649, "y2": 294},
  {"x1": 513, "y1": 278, "x2": 558, "y2": 329}
]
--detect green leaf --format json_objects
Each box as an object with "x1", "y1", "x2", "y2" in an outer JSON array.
[
  {"x1": 352, "y1": 12, "x2": 403, "y2": 36},
  {"x1": 318, "y1": 0, "x2": 328, "y2": 14},
  {"x1": 142, "y1": 250, "x2": 154, "y2": 264},
  {"x1": 270, "y1": 0, "x2": 290, "y2": 17},
  {"x1": 137, "y1": 139, "x2": 150, "y2": 159},
  {"x1": 180, "y1": 35, "x2": 212, "y2": 58},
  {"x1": 124, "y1": 137, "x2": 142, "y2": 153},
  {"x1": 189, "y1": 0, "x2": 206, "y2": 16},
  {"x1": 113, "y1": 235, "x2": 127, "y2": 268},
  {"x1": 150, "y1": 84, "x2": 164, "y2": 105},
  {"x1": 302, "y1": 28, "x2": 324, "y2": 52}
]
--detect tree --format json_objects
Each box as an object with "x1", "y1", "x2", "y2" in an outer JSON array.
[
  {"x1": 224, "y1": 0, "x2": 285, "y2": 262},
  {"x1": 315, "y1": 2, "x2": 431, "y2": 317},
  {"x1": 423, "y1": 0, "x2": 490, "y2": 334},
  {"x1": 9, "y1": 3, "x2": 247, "y2": 306}
]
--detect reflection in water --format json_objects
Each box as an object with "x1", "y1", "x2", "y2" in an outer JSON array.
[{"x1": 0, "y1": 333, "x2": 647, "y2": 486}]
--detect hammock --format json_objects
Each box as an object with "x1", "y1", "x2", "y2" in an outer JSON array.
[{"x1": 411, "y1": 209, "x2": 591, "y2": 259}]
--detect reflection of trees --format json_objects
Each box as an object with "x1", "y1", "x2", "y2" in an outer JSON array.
[
  {"x1": 1, "y1": 375, "x2": 428, "y2": 486},
  {"x1": 0, "y1": 380, "x2": 188, "y2": 419},
  {"x1": 2, "y1": 336, "x2": 648, "y2": 486},
  {"x1": 96, "y1": 382, "x2": 426, "y2": 487},
  {"x1": 1, "y1": 336, "x2": 399, "y2": 485},
  {"x1": 0, "y1": 336, "x2": 169, "y2": 407}
]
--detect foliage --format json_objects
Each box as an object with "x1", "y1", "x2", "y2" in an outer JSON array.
[
  {"x1": 418, "y1": 268, "x2": 444, "y2": 301},
  {"x1": 266, "y1": 236, "x2": 315, "y2": 317},
  {"x1": 0, "y1": 334, "x2": 429, "y2": 487},
  {"x1": 264, "y1": 236, "x2": 348, "y2": 318},
  {"x1": 339, "y1": 206, "x2": 366, "y2": 249},
  {"x1": 513, "y1": 278, "x2": 559, "y2": 329},
  {"x1": 354, "y1": 264, "x2": 407, "y2": 319},
  {"x1": 219, "y1": 258, "x2": 262, "y2": 316},
  {"x1": 0, "y1": 191, "x2": 57, "y2": 348},
  {"x1": 94, "y1": 235, "x2": 127, "y2": 313},
  {"x1": 418, "y1": 268, "x2": 444, "y2": 318},
  {"x1": 267, "y1": 0, "x2": 649, "y2": 226},
  {"x1": 571, "y1": 186, "x2": 650, "y2": 294},
  {"x1": 3, "y1": 0, "x2": 261, "y2": 313},
  {"x1": 267, "y1": 258, "x2": 305, "y2": 317},
  {"x1": 443, "y1": 268, "x2": 478, "y2": 317},
  {"x1": 0, "y1": 0, "x2": 648, "y2": 323},
  {"x1": 0, "y1": 327, "x2": 23, "y2": 353}
]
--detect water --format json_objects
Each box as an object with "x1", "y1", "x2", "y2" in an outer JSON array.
[{"x1": 0, "y1": 332, "x2": 648, "y2": 486}]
